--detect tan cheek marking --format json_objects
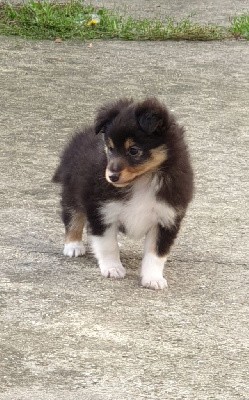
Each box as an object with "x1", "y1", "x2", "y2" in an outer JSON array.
[
  {"x1": 150, "y1": 146, "x2": 168, "y2": 166},
  {"x1": 119, "y1": 145, "x2": 167, "y2": 182},
  {"x1": 65, "y1": 212, "x2": 86, "y2": 243},
  {"x1": 119, "y1": 168, "x2": 138, "y2": 183}
]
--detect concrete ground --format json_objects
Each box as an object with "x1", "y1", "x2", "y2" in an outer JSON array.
[{"x1": 0, "y1": 2, "x2": 249, "y2": 399}]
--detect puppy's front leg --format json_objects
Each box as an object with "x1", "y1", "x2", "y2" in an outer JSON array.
[
  {"x1": 91, "y1": 225, "x2": 126, "y2": 279},
  {"x1": 141, "y1": 222, "x2": 181, "y2": 290}
]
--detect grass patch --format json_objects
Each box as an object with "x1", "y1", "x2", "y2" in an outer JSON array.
[
  {"x1": 230, "y1": 14, "x2": 249, "y2": 39},
  {"x1": 0, "y1": 1, "x2": 247, "y2": 41}
]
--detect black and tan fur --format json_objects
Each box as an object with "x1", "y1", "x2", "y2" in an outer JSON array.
[{"x1": 53, "y1": 98, "x2": 194, "y2": 289}]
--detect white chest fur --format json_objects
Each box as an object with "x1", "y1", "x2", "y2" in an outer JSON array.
[{"x1": 100, "y1": 176, "x2": 176, "y2": 239}]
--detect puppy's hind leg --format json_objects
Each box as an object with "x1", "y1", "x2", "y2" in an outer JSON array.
[{"x1": 63, "y1": 209, "x2": 86, "y2": 257}]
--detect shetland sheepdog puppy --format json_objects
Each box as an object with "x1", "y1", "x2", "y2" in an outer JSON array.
[{"x1": 53, "y1": 98, "x2": 194, "y2": 290}]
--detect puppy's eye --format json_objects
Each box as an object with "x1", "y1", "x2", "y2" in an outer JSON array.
[
  {"x1": 108, "y1": 146, "x2": 114, "y2": 152},
  {"x1": 128, "y1": 146, "x2": 141, "y2": 156}
]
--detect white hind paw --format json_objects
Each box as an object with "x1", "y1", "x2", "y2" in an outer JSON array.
[{"x1": 63, "y1": 242, "x2": 86, "y2": 258}]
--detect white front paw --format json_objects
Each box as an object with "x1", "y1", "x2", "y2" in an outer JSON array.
[
  {"x1": 100, "y1": 263, "x2": 126, "y2": 279},
  {"x1": 63, "y1": 241, "x2": 86, "y2": 257},
  {"x1": 141, "y1": 276, "x2": 168, "y2": 290}
]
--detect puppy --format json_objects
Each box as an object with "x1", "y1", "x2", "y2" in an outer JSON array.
[{"x1": 53, "y1": 98, "x2": 194, "y2": 290}]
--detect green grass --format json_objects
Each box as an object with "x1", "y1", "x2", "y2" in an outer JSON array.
[
  {"x1": 0, "y1": 1, "x2": 248, "y2": 41},
  {"x1": 230, "y1": 14, "x2": 249, "y2": 39}
]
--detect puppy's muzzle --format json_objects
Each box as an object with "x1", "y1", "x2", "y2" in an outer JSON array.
[{"x1": 106, "y1": 157, "x2": 126, "y2": 186}]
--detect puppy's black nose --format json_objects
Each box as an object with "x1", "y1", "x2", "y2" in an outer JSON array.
[{"x1": 109, "y1": 173, "x2": 120, "y2": 183}]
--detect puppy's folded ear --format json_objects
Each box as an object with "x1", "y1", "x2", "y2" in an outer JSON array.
[
  {"x1": 95, "y1": 98, "x2": 133, "y2": 134},
  {"x1": 135, "y1": 98, "x2": 169, "y2": 135}
]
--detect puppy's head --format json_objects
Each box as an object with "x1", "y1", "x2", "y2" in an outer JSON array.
[{"x1": 95, "y1": 98, "x2": 170, "y2": 187}]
